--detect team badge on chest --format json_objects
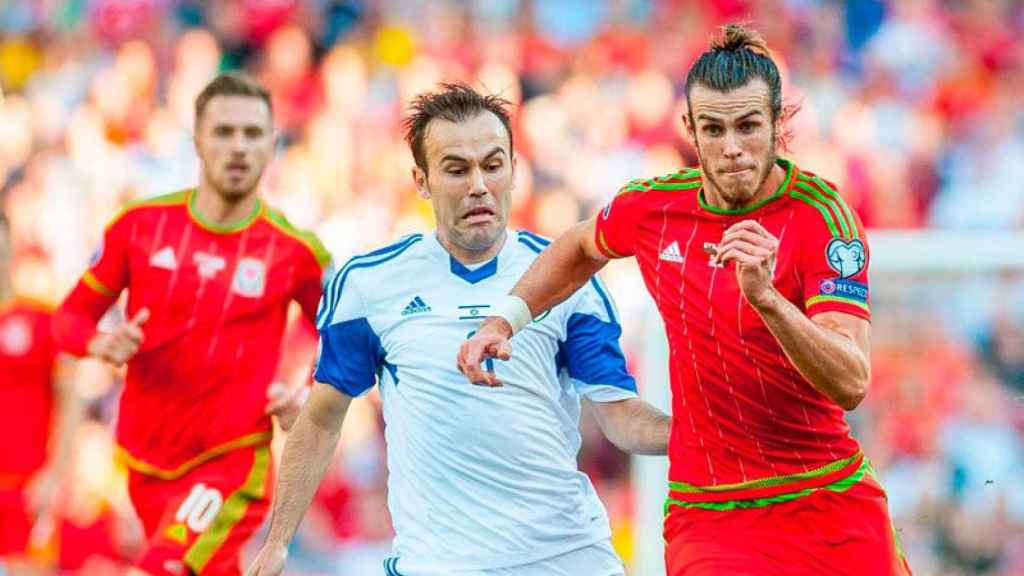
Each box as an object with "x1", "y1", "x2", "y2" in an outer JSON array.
[{"x1": 232, "y1": 258, "x2": 267, "y2": 298}]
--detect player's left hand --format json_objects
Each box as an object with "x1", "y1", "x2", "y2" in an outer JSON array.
[
  {"x1": 714, "y1": 219, "x2": 779, "y2": 309},
  {"x1": 266, "y1": 382, "x2": 310, "y2": 432}
]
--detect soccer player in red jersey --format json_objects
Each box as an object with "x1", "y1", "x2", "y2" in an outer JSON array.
[
  {"x1": 460, "y1": 25, "x2": 912, "y2": 575},
  {"x1": 0, "y1": 214, "x2": 82, "y2": 572},
  {"x1": 53, "y1": 73, "x2": 329, "y2": 576}
]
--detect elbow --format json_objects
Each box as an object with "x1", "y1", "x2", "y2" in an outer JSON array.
[{"x1": 835, "y1": 378, "x2": 868, "y2": 411}]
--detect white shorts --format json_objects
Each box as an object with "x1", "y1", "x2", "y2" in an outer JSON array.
[{"x1": 384, "y1": 540, "x2": 625, "y2": 576}]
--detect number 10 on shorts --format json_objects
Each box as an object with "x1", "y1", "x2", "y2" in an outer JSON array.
[{"x1": 175, "y1": 483, "x2": 224, "y2": 533}]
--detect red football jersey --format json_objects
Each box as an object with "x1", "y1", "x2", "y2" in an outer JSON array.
[
  {"x1": 0, "y1": 299, "x2": 57, "y2": 485},
  {"x1": 54, "y1": 190, "x2": 329, "y2": 478},
  {"x1": 595, "y1": 159, "x2": 871, "y2": 504}
]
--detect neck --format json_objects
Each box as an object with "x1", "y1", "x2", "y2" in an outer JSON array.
[
  {"x1": 704, "y1": 160, "x2": 786, "y2": 211},
  {"x1": 437, "y1": 229, "x2": 507, "y2": 265},
  {"x1": 194, "y1": 180, "x2": 260, "y2": 228}
]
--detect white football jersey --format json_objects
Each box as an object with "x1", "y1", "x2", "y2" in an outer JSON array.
[{"x1": 314, "y1": 230, "x2": 637, "y2": 573}]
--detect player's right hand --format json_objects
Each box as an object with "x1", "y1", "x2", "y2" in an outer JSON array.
[
  {"x1": 457, "y1": 317, "x2": 513, "y2": 387},
  {"x1": 87, "y1": 307, "x2": 150, "y2": 367},
  {"x1": 245, "y1": 543, "x2": 288, "y2": 576}
]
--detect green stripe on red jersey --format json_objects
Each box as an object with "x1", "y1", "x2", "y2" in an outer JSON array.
[{"x1": 665, "y1": 453, "x2": 868, "y2": 512}]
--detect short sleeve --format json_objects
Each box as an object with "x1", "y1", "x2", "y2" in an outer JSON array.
[
  {"x1": 559, "y1": 277, "x2": 637, "y2": 402},
  {"x1": 594, "y1": 181, "x2": 649, "y2": 259},
  {"x1": 313, "y1": 264, "x2": 383, "y2": 397},
  {"x1": 82, "y1": 214, "x2": 132, "y2": 297},
  {"x1": 795, "y1": 177, "x2": 871, "y2": 322}
]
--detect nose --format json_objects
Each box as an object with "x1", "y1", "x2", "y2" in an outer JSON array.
[
  {"x1": 468, "y1": 166, "x2": 488, "y2": 197},
  {"x1": 722, "y1": 131, "x2": 742, "y2": 160}
]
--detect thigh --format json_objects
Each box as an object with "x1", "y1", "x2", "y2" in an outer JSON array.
[{"x1": 130, "y1": 445, "x2": 273, "y2": 576}]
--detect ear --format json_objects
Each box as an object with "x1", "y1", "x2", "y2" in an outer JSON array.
[
  {"x1": 681, "y1": 111, "x2": 696, "y2": 144},
  {"x1": 412, "y1": 166, "x2": 430, "y2": 200}
]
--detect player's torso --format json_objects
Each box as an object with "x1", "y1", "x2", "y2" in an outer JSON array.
[
  {"x1": 113, "y1": 199, "x2": 319, "y2": 467},
  {"x1": 360, "y1": 233, "x2": 608, "y2": 567},
  {"x1": 0, "y1": 303, "x2": 54, "y2": 476},
  {"x1": 634, "y1": 198, "x2": 804, "y2": 357},
  {"x1": 632, "y1": 192, "x2": 856, "y2": 478},
  {"x1": 122, "y1": 207, "x2": 302, "y2": 347}
]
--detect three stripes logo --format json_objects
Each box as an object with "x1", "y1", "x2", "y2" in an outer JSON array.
[
  {"x1": 659, "y1": 240, "x2": 684, "y2": 263},
  {"x1": 401, "y1": 296, "x2": 432, "y2": 316}
]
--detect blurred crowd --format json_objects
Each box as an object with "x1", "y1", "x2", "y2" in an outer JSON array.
[{"x1": 1, "y1": 0, "x2": 1022, "y2": 574}]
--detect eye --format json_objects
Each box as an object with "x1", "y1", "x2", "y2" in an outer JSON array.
[
  {"x1": 213, "y1": 126, "x2": 232, "y2": 137},
  {"x1": 739, "y1": 121, "x2": 759, "y2": 133},
  {"x1": 447, "y1": 167, "x2": 467, "y2": 176},
  {"x1": 244, "y1": 127, "x2": 264, "y2": 138},
  {"x1": 703, "y1": 125, "x2": 723, "y2": 136},
  {"x1": 485, "y1": 161, "x2": 503, "y2": 172}
]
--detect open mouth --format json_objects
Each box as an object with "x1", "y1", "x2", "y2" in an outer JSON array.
[{"x1": 462, "y1": 206, "x2": 495, "y2": 221}]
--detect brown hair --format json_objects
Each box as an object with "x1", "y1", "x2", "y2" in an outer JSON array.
[
  {"x1": 194, "y1": 72, "x2": 273, "y2": 125},
  {"x1": 402, "y1": 83, "x2": 514, "y2": 174},
  {"x1": 686, "y1": 24, "x2": 798, "y2": 148}
]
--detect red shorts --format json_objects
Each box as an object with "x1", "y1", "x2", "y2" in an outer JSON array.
[
  {"x1": 664, "y1": 469, "x2": 912, "y2": 576},
  {"x1": 127, "y1": 445, "x2": 273, "y2": 576},
  {"x1": 0, "y1": 487, "x2": 31, "y2": 556}
]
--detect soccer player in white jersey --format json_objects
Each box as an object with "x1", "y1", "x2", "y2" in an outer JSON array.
[{"x1": 246, "y1": 84, "x2": 671, "y2": 576}]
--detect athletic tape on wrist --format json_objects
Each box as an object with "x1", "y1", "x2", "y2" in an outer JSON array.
[{"x1": 492, "y1": 295, "x2": 533, "y2": 335}]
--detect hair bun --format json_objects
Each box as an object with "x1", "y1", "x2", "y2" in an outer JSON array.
[{"x1": 711, "y1": 24, "x2": 770, "y2": 57}]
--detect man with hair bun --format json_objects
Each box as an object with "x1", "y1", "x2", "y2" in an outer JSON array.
[{"x1": 462, "y1": 24, "x2": 912, "y2": 575}]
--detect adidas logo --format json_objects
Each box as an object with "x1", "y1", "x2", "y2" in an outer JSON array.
[
  {"x1": 659, "y1": 241, "x2": 683, "y2": 263},
  {"x1": 401, "y1": 296, "x2": 432, "y2": 316},
  {"x1": 150, "y1": 246, "x2": 178, "y2": 270}
]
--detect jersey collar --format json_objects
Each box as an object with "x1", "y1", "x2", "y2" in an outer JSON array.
[
  {"x1": 697, "y1": 157, "x2": 797, "y2": 216},
  {"x1": 187, "y1": 188, "x2": 264, "y2": 234},
  {"x1": 425, "y1": 229, "x2": 515, "y2": 284}
]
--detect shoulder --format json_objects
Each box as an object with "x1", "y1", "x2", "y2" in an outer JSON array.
[
  {"x1": 604, "y1": 168, "x2": 703, "y2": 218},
  {"x1": 327, "y1": 233, "x2": 426, "y2": 295},
  {"x1": 614, "y1": 167, "x2": 702, "y2": 198},
  {"x1": 318, "y1": 233, "x2": 425, "y2": 327},
  {"x1": 515, "y1": 229, "x2": 551, "y2": 256},
  {"x1": 260, "y1": 205, "x2": 332, "y2": 268},
  {"x1": 787, "y1": 167, "x2": 865, "y2": 243},
  {"x1": 106, "y1": 189, "x2": 190, "y2": 231}
]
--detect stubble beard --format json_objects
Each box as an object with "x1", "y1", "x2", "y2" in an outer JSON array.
[{"x1": 696, "y1": 136, "x2": 777, "y2": 209}]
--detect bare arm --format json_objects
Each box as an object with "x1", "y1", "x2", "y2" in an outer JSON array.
[
  {"x1": 754, "y1": 301, "x2": 870, "y2": 410},
  {"x1": 587, "y1": 397, "x2": 671, "y2": 455},
  {"x1": 458, "y1": 219, "x2": 608, "y2": 385},
  {"x1": 247, "y1": 384, "x2": 353, "y2": 576},
  {"x1": 511, "y1": 218, "x2": 609, "y2": 320}
]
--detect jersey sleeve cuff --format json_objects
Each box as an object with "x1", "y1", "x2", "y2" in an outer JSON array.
[{"x1": 805, "y1": 297, "x2": 871, "y2": 322}]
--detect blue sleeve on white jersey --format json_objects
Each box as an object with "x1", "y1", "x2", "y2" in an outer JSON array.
[
  {"x1": 315, "y1": 317, "x2": 384, "y2": 397},
  {"x1": 313, "y1": 255, "x2": 385, "y2": 397},
  {"x1": 560, "y1": 277, "x2": 637, "y2": 400}
]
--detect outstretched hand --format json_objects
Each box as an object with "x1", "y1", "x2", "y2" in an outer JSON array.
[{"x1": 457, "y1": 317, "x2": 513, "y2": 387}]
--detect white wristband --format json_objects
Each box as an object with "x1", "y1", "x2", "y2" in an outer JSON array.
[{"x1": 491, "y1": 295, "x2": 533, "y2": 335}]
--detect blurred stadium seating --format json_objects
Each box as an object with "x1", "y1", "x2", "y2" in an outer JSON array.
[{"x1": 1, "y1": 1, "x2": 1022, "y2": 574}]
